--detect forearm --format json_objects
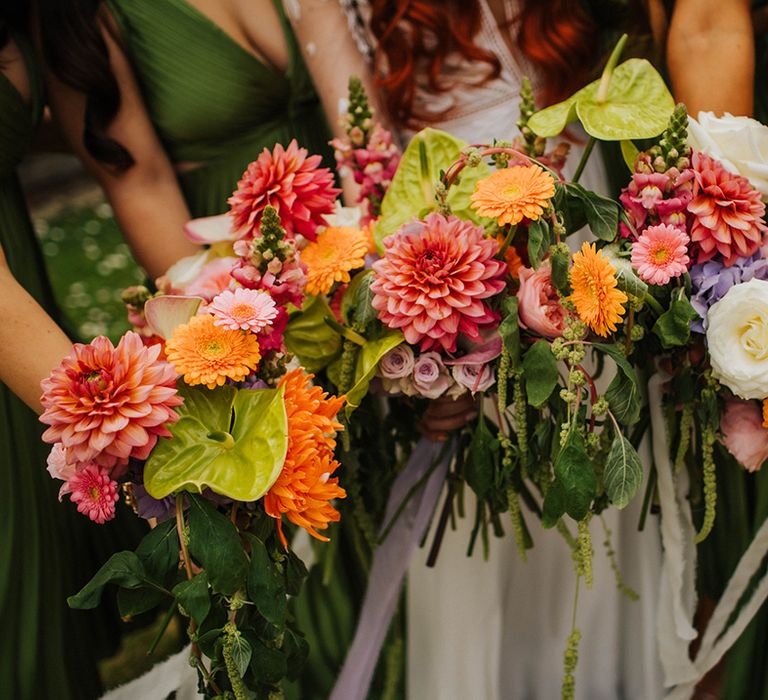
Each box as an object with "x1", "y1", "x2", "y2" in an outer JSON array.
[
  {"x1": 0, "y1": 266, "x2": 72, "y2": 413},
  {"x1": 667, "y1": 0, "x2": 754, "y2": 116}
]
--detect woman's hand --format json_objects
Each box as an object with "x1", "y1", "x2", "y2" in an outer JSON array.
[{"x1": 419, "y1": 393, "x2": 479, "y2": 442}]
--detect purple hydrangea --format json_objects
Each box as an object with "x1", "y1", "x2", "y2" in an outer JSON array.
[{"x1": 690, "y1": 253, "x2": 768, "y2": 332}]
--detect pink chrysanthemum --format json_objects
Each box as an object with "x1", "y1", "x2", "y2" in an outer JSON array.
[
  {"x1": 688, "y1": 150, "x2": 767, "y2": 266},
  {"x1": 371, "y1": 213, "x2": 507, "y2": 352},
  {"x1": 631, "y1": 224, "x2": 691, "y2": 285},
  {"x1": 209, "y1": 288, "x2": 278, "y2": 332},
  {"x1": 40, "y1": 332, "x2": 183, "y2": 469},
  {"x1": 68, "y1": 462, "x2": 119, "y2": 524},
  {"x1": 228, "y1": 140, "x2": 341, "y2": 241}
]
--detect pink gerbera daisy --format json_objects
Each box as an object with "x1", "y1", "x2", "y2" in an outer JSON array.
[
  {"x1": 209, "y1": 288, "x2": 278, "y2": 332},
  {"x1": 68, "y1": 462, "x2": 119, "y2": 524},
  {"x1": 371, "y1": 213, "x2": 507, "y2": 352},
  {"x1": 688, "y1": 150, "x2": 767, "y2": 266},
  {"x1": 631, "y1": 224, "x2": 690, "y2": 285},
  {"x1": 228, "y1": 140, "x2": 341, "y2": 241},
  {"x1": 40, "y1": 332, "x2": 183, "y2": 469}
]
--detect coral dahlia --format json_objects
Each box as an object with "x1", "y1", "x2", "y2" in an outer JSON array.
[
  {"x1": 209, "y1": 288, "x2": 278, "y2": 332},
  {"x1": 264, "y1": 369, "x2": 346, "y2": 547},
  {"x1": 568, "y1": 242, "x2": 627, "y2": 337},
  {"x1": 688, "y1": 150, "x2": 767, "y2": 266},
  {"x1": 228, "y1": 140, "x2": 341, "y2": 241},
  {"x1": 40, "y1": 332, "x2": 182, "y2": 469},
  {"x1": 165, "y1": 314, "x2": 261, "y2": 389},
  {"x1": 371, "y1": 213, "x2": 507, "y2": 353},
  {"x1": 631, "y1": 224, "x2": 690, "y2": 285},
  {"x1": 302, "y1": 226, "x2": 369, "y2": 296},
  {"x1": 470, "y1": 165, "x2": 555, "y2": 226},
  {"x1": 69, "y1": 462, "x2": 120, "y2": 524}
]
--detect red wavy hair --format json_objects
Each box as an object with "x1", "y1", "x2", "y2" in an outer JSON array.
[{"x1": 369, "y1": 0, "x2": 599, "y2": 128}]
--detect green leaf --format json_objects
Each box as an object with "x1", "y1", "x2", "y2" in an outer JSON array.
[
  {"x1": 284, "y1": 296, "x2": 342, "y2": 372},
  {"x1": 550, "y1": 246, "x2": 571, "y2": 295},
  {"x1": 527, "y1": 219, "x2": 550, "y2": 268},
  {"x1": 246, "y1": 535, "x2": 286, "y2": 626},
  {"x1": 186, "y1": 494, "x2": 248, "y2": 596},
  {"x1": 604, "y1": 433, "x2": 643, "y2": 509},
  {"x1": 553, "y1": 429, "x2": 597, "y2": 521},
  {"x1": 351, "y1": 271, "x2": 378, "y2": 331},
  {"x1": 231, "y1": 634, "x2": 252, "y2": 678},
  {"x1": 68, "y1": 552, "x2": 147, "y2": 609},
  {"x1": 529, "y1": 59, "x2": 674, "y2": 141},
  {"x1": 602, "y1": 246, "x2": 648, "y2": 299},
  {"x1": 499, "y1": 296, "x2": 521, "y2": 368},
  {"x1": 466, "y1": 415, "x2": 498, "y2": 499},
  {"x1": 653, "y1": 290, "x2": 699, "y2": 349},
  {"x1": 284, "y1": 549, "x2": 309, "y2": 597},
  {"x1": 542, "y1": 479, "x2": 567, "y2": 528},
  {"x1": 283, "y1": 627, "x2": 310, "y2": 680},
  {"x1": 375, "y1": 128, "x2": 490, "y2": 248},
  {"x1": 565, "y1": 184, "x2": 618, "y2": 241},
  {"x1": 117, "y1": 587, "x2": 165, "y2": 618},
  {"x1": 248, "y1": 636, "x2": 287, "y2": 684},
  {"x1": 593, "y1": 343, "x2": 642, "y2": 426},
  {"x1": 522, "y1": 341, "x2": 559, "y2": 408},
  {"x1": 345, "y1": 331, "x2": 404, "y2": 415},
  {"x1": 620, "y1": 139, "x2": 640, "y2": 170},
  {"x1": 144, "y1": 385, "x2": 288, "y2": 502},
  {"x1": 173, "y1": 571, "x2": 211, "y2": 625},
  {"x1": 135, "y1": 517, "x2": 180, "y2": 581}
]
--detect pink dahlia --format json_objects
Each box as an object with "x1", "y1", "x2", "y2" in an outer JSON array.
[
  {"x1": 68, "y1": 462, "x2": 119, "y2": 524},
  {"x1": 688, "y1": 150, "x2": 768, "y2": 266},
  {"x1": 631, "y1": 224, "x2": 690, "y2": 285},
  {"x1": 40, "y1": 332, "x2": 183, "y2": 469},
  {"x1": 228, "y1": 140, "x2": 341, "y2": 241},
  {"x1": 371, "y1": 213, "x2": 507, "y2": 352},
  {"x1": 209, "y1": 288, "x2": 278, "y2": 332}
]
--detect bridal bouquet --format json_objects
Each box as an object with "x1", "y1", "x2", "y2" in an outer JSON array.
[{"x1": 39, "y1": 141, "x2": 354, "y2": 697}]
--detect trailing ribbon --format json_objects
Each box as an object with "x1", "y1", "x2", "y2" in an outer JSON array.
[
  {"x1": 650, "y1": 372, "x2": 768, "y2": 699},
  {"x1": 330, "y1": 437, "x2": 454, "y2": 700}
]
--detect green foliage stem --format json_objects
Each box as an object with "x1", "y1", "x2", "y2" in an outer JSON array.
[
  {"x1": 508, "y1": 488, "x2": 528, "y2": 562},
  {"x1": 575, "y1": 517, "x2": 594, "y2": 588},
  {"x1": 561, "y1": 628, "x2": 582, "y2": 700},
  {"x1": 695, "y1": 427, "x2": 718, "y2": 543},
  {"x1": 513, "y1": 372, "x2": 529, "y2": 478},
  {"x1": 674, "y1": 404, "x2": 694, "y2": 474},
  {"x1": 600, "y1": 515, "x2": 639, "y2": 600}
]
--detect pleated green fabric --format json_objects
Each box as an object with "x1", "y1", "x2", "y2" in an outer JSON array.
[
  {"x1": 0, "y1": 32, "x2": 144, "y2": 700},
  {"x1": 107, "y1": 0, "x2": 334, "y2": 217}
]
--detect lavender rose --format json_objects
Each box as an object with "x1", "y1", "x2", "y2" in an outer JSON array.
[
  {"x1": 451, "y1": 363, "x2": 495, "y2": 394},
  {"x1": 412, "y1": 352, "x2": 452, "y2": 399},
  {"x1": 379, "y1": 345, "x2": 416, "y2": 379}
]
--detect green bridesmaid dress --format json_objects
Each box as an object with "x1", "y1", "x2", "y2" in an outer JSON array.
[
  {"x1": 107, "y1": 0, "x2": 334, "y2": 217},
  {"x1": 0, "y1": 32, "x2": 142, "y2": 700}
]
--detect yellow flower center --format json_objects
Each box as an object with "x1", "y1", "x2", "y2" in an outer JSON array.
[
  {"x1": 90, "y1": 487, "x2": 101, "y2": 501},
  {"x1": 199, "y1": 338, "x2": 228, "y2": 358},
  {"x1": 505, "y1": 184, "x2": 521, "y2": 198},
  {"x1": 651, "y1": 245, "x2": 670, "y2": 265},
  {"x1": 231, "y1": 303, "x2": 255, "y2": 319},
  {"x1": 739, "y1": 315, "x2": 768, "y2": 361}
]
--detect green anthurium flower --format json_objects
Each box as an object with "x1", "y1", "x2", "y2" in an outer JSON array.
[
  {"x1": 144, "y1": 383, "x2": 288, "y2": 502},
  {"x1": 375, "y1": 128, "x2": 490, "y2": 250},
  {"x1": 528, "y1": 36, "x2": 674, "y2": 141}
]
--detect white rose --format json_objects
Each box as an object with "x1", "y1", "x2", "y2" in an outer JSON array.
[
  {"x1": 707, "y1": 278, "x2": 768, "y2": 399},
  {"x1": 688, "y1": 112, "x2": 768, "y2": 199},
  {"x1": 323, "y1": 202, "x2": 363, "y2": 228}
]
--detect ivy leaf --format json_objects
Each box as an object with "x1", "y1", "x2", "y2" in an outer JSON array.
[
  {"x1": 231, "y1": 635, "x2": 252, "y2": 678},
  {"x1": 527, "y1": 219, "x2": 550, "y2": 269},
  {"x1": 554, "y1": 429, "x2": 597, "y2": 521},
  {"x1": 246, "y1": 535, "x2": 286, "y2": 627},
  {"x1": 565, "y1": 183, "x2": 619, "y2": 241},
  {"x1": 499, "y1": 296, "x2": 521, "y2": 368},
  {"x1": 187, "y1": 494, "x2": 248, "y2": 596},
  {"x1": 173, "y1": 571, "x2": 211, "y2": 626},
  {"x1": 284, "y1": 296, "x2": 342, "y2": 372},
  {"x1": 376, "y1": 128, "x2": 489, "y2": 248},
  {"x1": 522, "y1": 341, "x2": 559, "y2": 408},
  {"x1": 528, "y1": 58, "x2": 674, "y2": 140},
  {"x1": 653, "y1": 289, "x2": 699, "y2": 349},
  {"x1": 68, "y1": 552, "x2": 148, "y2": 609},
  {"x1": 593, "y1": 343, "x2": 642, "y2": 425},
  {"x1": 144, "y1": 385, "x2": 287, "y2": 502},
  {"x1": 604, "y1": 433, "x2": 643, "y2": 509},
  {"x1": 466, "y1": 415, "x2": 498, "y2": 499},
  {"x1": 345, "y1": 331, "x2": 404, "y2": 415}
]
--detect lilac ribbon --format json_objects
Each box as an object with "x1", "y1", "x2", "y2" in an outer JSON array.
[{"x1": 330, "y1": 437, "x2": 453, "y2": 700}]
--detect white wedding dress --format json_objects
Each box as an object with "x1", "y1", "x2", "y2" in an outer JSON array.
[{"x1": 342, "y1": 1, "x2": 664, "y2": 698}]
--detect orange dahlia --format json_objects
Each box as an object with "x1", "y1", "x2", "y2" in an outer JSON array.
[
  {"x1": 165, "y1": 314, "x2": 261, "y2": 389},
  {"x1": 471, "y1": 165, "x2": 555, "y2": 226},
  {"x1": 568, "y1": 242, "x2": 628, "y2": 337},
  {"x1": 264, "y1": 369, "x2": 346, "y2": 546},
  {"x1": 301, "y1": 226, "x2": 369, "y2": 296}
]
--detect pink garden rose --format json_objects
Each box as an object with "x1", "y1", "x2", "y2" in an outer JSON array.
[
  {"x1": 720, "y1": 398, "x2": 768, "y2": 472},
  {"x1": 517, "y1": 262, "x2": 570, "y2": 338},
  {"x1": 412, "y1": 352, "x2": 452, "y2": 399},
  {"x1": 451, "y1": 363, "x2": 495, "y2": 394},
  {"x1": 379, "y1": 345, "x2": 415, "y2": 379}
]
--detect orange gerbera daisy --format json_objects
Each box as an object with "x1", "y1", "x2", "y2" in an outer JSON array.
[
  {"x1": 567, "y1": 242, "x2": 628, "y2": 337},
  {"x1": 471, "y1": 165, "x2": 555, "y2": 226},
  {"x1": 301, "y1": 226, "x2": 369, "y2": 296},
  {"x1": 165, "y1": 314, "x2": 261, "y2": 389},
  {"x1": 495, "y1": 233, "x2": 523, "y2": 277},
  {"x1": 264, "y1": 368, "x2": 346, "y2": 546}
]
